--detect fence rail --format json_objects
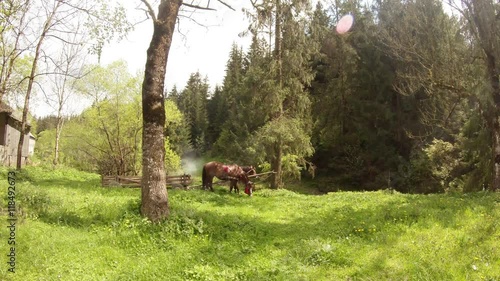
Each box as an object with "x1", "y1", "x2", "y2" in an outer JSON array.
[{"x1": 101, "y1": 174, "x2": 192, "y2": 188}]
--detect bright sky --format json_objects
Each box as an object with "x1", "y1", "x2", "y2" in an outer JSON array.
[
  {"x1": 31, "y1": 1, "x2": 252, "y2": 117},
  {"x1": 100, "y1": 1, "x2": 252, "y2": 93}
]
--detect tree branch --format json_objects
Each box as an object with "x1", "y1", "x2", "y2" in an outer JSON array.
[
  {"x1": 140, "y1": 0, "x2": 157, "y2": 22},
  {"x1": 178, "y1": 14, "x2": 211, "y2": 28},
  {"x1": 216, "y1": 0, "x2": 235, "y2": 11},
  {"x1": 182, "y1": 2, "x2": 216, "y2": 11}
]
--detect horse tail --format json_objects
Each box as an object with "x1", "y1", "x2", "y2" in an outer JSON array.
[{"x1": 202, "y1": 165, "x2": 206, "y2": 188}]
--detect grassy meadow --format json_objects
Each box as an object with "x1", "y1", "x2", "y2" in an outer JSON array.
[{"x1": 0, "y1": 166, "x2": 499, "y2": 280}]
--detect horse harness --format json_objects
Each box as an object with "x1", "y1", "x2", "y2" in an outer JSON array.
[{"x1": 223, "y1": 165, "x2": 244, "y2": 180}]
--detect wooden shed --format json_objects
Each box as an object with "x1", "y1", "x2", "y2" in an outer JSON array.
[{"x1": 0, "y1": 102, "x2": 33, "y2": 166}]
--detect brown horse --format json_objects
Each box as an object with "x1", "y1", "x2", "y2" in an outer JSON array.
[
  {"x1": 202, "y1": 161, "x2": 253, "y2": 196},
  {"x1": 230, "y1": 166, "x2": 256, "y2": 194}
]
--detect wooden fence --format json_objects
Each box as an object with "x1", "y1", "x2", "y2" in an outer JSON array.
[{"x1": 101, "y1": 174, "x2": 192, "y2": 189}]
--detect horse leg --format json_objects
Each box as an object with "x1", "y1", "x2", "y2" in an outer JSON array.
[
  {"x1": 202, "y1": 166, "x2": 207, "y2": 190},
  {"x1": 204, "y1": 174, "x2": 214, "y2": 192},
  {"x1": 229, "y1": 180, "x2": 239, "y2": 193}
]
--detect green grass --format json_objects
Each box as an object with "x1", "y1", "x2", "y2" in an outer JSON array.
[{"x1": 0, "y1": 166, "x2": 499, "y2": 280}]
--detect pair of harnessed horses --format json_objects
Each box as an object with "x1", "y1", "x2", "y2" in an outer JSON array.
[{"x1": 202, "y1": 161, "x2": 256, "y2": 195}]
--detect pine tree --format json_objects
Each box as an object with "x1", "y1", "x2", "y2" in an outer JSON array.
[
  {"x1": 247, "y1": 0, "x2": 317, "y2": 187},
  {"x1": 206, "y1": 85, "x2": 224, "y2": 148},
  {"x1": 212, "y1": 43, "x2": 256, "y2": 162},
  {"x1": 166, "y1": 85, "x2": 180, "y2": 105},
  {"x1": 178, "y1": 72, "x2": 209, "y2": 153}
]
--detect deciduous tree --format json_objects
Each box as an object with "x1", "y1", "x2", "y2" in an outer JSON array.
[
  {"x1": 0, "y1": 0, "x2": 30, "y2": 102},
  {"x1": 456, "y1": 0, "x2": 500, "y2": 190},
  {"x1": 3, "y1": 0, "x2": 130, "y2": 170},
  {"x1": 139, "y1": 0, "x2": 235, "y2": 221}
]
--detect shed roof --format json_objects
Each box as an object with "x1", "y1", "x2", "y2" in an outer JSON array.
[
  {"x1": 0, "y1": 101, "x2": 30, "y2": 126},
  {"x1": 0, "y1": 102, "x2": 14, "y2": 114}
]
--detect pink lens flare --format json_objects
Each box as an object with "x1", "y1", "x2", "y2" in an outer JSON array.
[{"x1": 336, "y1": 14, "x2": 354, "y2": 34}]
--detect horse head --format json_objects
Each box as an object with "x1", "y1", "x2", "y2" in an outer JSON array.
[
  {"x1": 236, "y1": 168, "x2": 255, "y2": 196},
  {"x1": 244, "y1": 181, "x2": 254, "y2": 196}
]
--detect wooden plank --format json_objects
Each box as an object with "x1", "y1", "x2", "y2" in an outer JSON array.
[
  {"x1": 101, "y1": 175, "x2": 119, "y2": 187},
  {"x1": 166, "y1": 174, "x2": 192, "y2": 187},
  {"x1": 248, "y1": 171, "x2": 276, "y2": 178},
  {"x1": 102, "y1": 174, "x2": 193, "y2": 188}
]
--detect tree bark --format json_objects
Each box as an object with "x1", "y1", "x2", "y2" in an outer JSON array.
[
  {"x1": 16, "y1": 37, "x2": 40, "y2": 170},
  {"x1": 487, "y1": 48, "x2": 500, "y2": 190},
  {"x1": 271, "y1": 138, "x2": 283, "y2": 189},
  {"x1": 493, "y1": 117, "x2": 500, "y2": 191},
  {"x1": 17, "y1": 2, "x2": 60, "y2": 169},
  {"x1": 270, "y1": 0, "x2": 283, "y2": 189},
  {"x1": 141, "y1": 0, "x2": 182, "y2": 222},
  {"x1": 53, "y1": 115, "x2": 63, "y2": 166}
]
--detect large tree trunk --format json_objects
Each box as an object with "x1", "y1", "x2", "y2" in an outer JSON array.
[
  {"x1": 493, "y1": 116, "x2": 500, "y2": 191},
  {"x1": 17, "y1": 85, "x2": 32, "y2": 169},
  {"x1": 487, "y1": 49, "x2": 500, "y2": 190},
  {"x1": 141, "y1": 0, "x2": 182, "y2": 222},
  {"x1": 53, "y1": 111, "x2": 63, "y2": 166},
  {"x1": 484, "y1": 20, "x2": 500, "y2": 191},
  {"x1": 270, "y1": 0, "x2": 283, "y2": 189},
  {"x1": 271, "y1": 139, "x2": 282, "y2": 189},
  {"x1": 16, "y1": 41, "x2": 38, "y2": 169}
]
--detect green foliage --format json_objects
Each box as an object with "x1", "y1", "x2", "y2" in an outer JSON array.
[
  {"x1": 34, "y1": 129, "x2": 57, "y2": 162},
  {"x1": 165, "y1": 99, "x2": 191, "y2": 156},
  {"x1": 26, "y1": 0, "x2": 498, "y2": 194},
  {"x1": 210, "y1": 45, "x2": 258, "y2": 163},
  {"x1": 424, "y1": 139, "x2": 459, "y2": 186},
  {"x1": 165, "y1": 137, "x2": 181, "y2": 173},
  {"x1": 253, "y1": 116, "x2": 314, "y2": 179},
  {"x1": 36, "y1": 115, "x2": 59, "y2": 134},
  {"x1": 68, "y1": 96, "x2": 143, "y2": 175},
  {"x1": 304, "y1": 0, "x2": 483, "y2": 192},
  {"x1": 233, "y1": 1, "x2": 319, "y2": 188},
  {"x1": 175, "y1": 72, "x2": 210, "y2": 154},
  {"x1": 85, "y1": 2, "x2": 133, "y2": 59},
  {"x1": 458, "y1": 111, "x2": 493, "y2": 192},
  {"x1": 391, "y1": 139, "x2": 461, "y2": 194},
  {"x1": 212, "y1": 129, "x2": 249, "y2": 163},
  {"x1": 35, "y1": 61, "x2": 183, "y2": 175},
  {"x1": 1, "y1": 167, "x2": 500, "y2": 280},
  {"x1": 396, "y1": 150, "x2": 441, "y2": 194},
  {"x1": 0, "y1": 1, "x2": 31, "y2": 101}
]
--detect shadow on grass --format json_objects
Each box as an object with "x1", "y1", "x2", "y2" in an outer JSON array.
[
  {"x1": 29, "y1": 197, "x2": 140, "y2": 228},
  {"x1": 162, "y1": 190, "x2": 500, "y2": 278},
  {"x1": 17, "y1": 178, "x2": 140, "y2": 228},
  {"x1": 290, "y1": 191, "x2": 500, "y2": 277}
]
